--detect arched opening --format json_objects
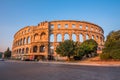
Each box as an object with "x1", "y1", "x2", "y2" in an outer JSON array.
[
  {"x1": 79, "y1": 25, "x2": 82, "y2": 29},
  {"x1": 19, "y1": 49, "x2": 21, "y2": 54},
  {"x1": 50, "y1": 34, "x2": 54, "y2": 42},
  {"x1": 92, "y1": 35, "x2": 94, "y2": 40},
  {"x1": 72, "y1": 34, "x2": 76, "y2": 41},
  {"x1": 17, "y1": 41, "x2": 18, "y2": 46},
  {"x1": 26, "y1": 47, "x2": 29, "y2": 53},
  {"x1": 34, "y1": 33, "x2": 39, "y2": 41},
  {"x1": 23, "y1": 38, "x2": 26, "y2": 45},
  {"x1": 58, "y1": 24, "x2": 61, "y2": 29},
  {"x1": 100, "y1": 37, "x2": 102, "y2": 45},
  {"x1": 50, "y1": 24, "x2": 54, "y2": 29},
  {"x1": 64, "y1": 33, "x2": 69, "y2": 40},
  {"x1": 91, "y1": 27, "x2": 93, "y2": 31},
  {"x1": 96, "y1": 36, "x2": 99, "y2": 41},
  {"x1": 86, "y1": 34, "x2": 89, "y2": 40},
  {"x1": 22, "y1": 48, "x2": 24, "y2": 54},
  {"x1": 17, "y1": 49, "x2": 18, "y2": 54},
  {"x1": 20, "y1": 39, "x2": 22, "y2": 45},
  {"x1": 40, "y1": 45, "x2": 45, "y2": 52},
  {"x1": 27, "y1": 36, "x2": 30, "y2": 44},
  {"x1": 86, "y1": 26, "x2": 88, "y2": 30},
  {"x1": 57, "y1": 34, "x2": 62, "y2": 42},
  {"x1": 48, "y1": 45, "x2": 54, "y2": 60},
  {"x1": 72, "y1": 24, "x2": 75, "y2": 28},
  {"x1": 18, "y1": 40, "x2": 20, "y2": 46},
  {"x1": 28, "y1": 28, "x2": 30, "y2": 32},
  {"x1": 33, "y1": 46, "x2": 38, "y2": 53},
  {"x1": 65, "y1": 24, "x2": 68, "y2": 28},
  {"x1": 50, "y1": 46, "x2": 54, "y2": 54},
  {"x1": 40, "y1": 32, "x2": 46, "y2": 40},
  {"x1": 79, "y1": 34, "x2": 83, "y2": 42}
]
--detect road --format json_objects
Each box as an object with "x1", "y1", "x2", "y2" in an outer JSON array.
[{"x1": 0, "y1": 61, "x2": 120, "y2": 80}]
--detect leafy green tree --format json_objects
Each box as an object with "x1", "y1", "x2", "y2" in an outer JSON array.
[
  {"x1": 55, "y1": 40, "x2": 76, "y2": 60},
  {"x1": 73, "y1": 42, "x2": 83, "y2": 60},
  {"x1": 4, "y1": 47, "x2": 11, "y2": 58},
  {"x1": 55, "y1": 39, "x2": 98, "y2": 60},
  {"x1": 101, "y1": 30, "x2": 120, "y2": 60},
  {"x1": 79, "y1": 39, "x2": 98, "y2": 57}
]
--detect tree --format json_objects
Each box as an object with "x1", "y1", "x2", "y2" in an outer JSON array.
[
  {"x1": 79, "y1": 39, "x2": 98, "y2": 57},
  {"x1": 73, "y1": 41, "x2": 83, "y2": 60},
  {"x1": 55, "y1": 40, "x2": 76, "y2": 60},
  {"x1": 4, "y1": 47, "x2": 11, "y2": 58},
  {"x1": 55, "y1": 39, "x2": 98, "y2": 61},
  {"x1": 0, "y1": 52, "x2": 3, "y2": 58},
  {"x1": 101, "y1": 30, "x2": 120, "y2": 60}
]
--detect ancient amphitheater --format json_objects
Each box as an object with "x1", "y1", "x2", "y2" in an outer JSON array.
[{"x1": 12, "y1": 20, "x2": 104, "y2": 60}]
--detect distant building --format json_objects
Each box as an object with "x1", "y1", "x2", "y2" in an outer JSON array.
[{"x1": 12, "y1": 20, "x2": 104, "y2": 60}]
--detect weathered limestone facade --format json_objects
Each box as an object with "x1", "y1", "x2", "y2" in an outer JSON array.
[{"x1": 12, "y1": 20, "x2": 104, "y2": 60}]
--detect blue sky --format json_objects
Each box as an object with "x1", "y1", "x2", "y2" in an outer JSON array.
[{"x1": 0, "y1": 0, "x2": 120, "y2": 52}]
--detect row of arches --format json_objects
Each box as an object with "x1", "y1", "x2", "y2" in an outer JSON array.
[
  {"x1": 14, "y1": 45, "x2": 46, "y2": 54},
  {"x1": 33, "y1": 45, "x2": 45, "y2": 53},
  {"x1": 15, "y1": 47, "x2": 29, "y2": 54},
  {"x1": 34, "y1": 32, "x2": 46, "y2": 41},
  {"x1": 50, "y1": 33, "x2": 103, "y2": 44},
  {"x1": 50, "y1": 24, "x2": 103, "y2": 34},
  {"x1": 14, "y1": 36, "x2": 30, "y2": 47}
]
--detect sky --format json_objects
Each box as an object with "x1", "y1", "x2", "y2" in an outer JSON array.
[{"x1": 0, "y1": 0, "x2": 120, "y2": 52}]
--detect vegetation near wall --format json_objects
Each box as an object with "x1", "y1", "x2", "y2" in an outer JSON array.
[
  {"x1": 0, "y1": 52, "x2": 3, "y2": 58},
  {"x1": 100, "y1": 30, "x2": 120, "y2": 60},
  {"x1": 55, "y1": 39, "x2": 98, "y2": 60},
  {"x1": 4, "y1": 47, "x2": 11, "y2": 58}
]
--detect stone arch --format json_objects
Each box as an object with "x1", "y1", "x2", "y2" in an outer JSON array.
[
  {"x1": 50, "y1": 34, "x2": 54, "y2": 42},
  {"x1": 17, "y1": 49, "x2": 18, "y2": 54},
  {"x1": 34, "y1": 33, "x2": 39, "y2": 41},
  {"x1": 40, "y1": 45, "x2": 45, "y2": 52},
  {"x1": 40, "y1": 32, "x2": 46, "y2": 40},
  {"x1": 65, "y1": 24, "x2": 68, "y2": 28},
  {"x1": 79, "y1": 33, "x2": 83, "y2": 42},
  {"x1": 86, "y1": 34, "x2": 89, "y2": 40},
  {"x1": 96, "y1": 35, "x2": 99, "y2": 41},
  {"x1": 15, "y1": 41, "x2": 17, "y2": 46},
  {"x1": 33, "y1": 46, "x2": 38, "y2": 53},
  {"x1": 26, "y1": 47, "x2": 29, "y2": 53},
  {"x1": 18, "y1": 40, "x2": 19, "y2": 46},
  {"x1": 64, "y1": 33, "x2": 69, "y2": 40},
  {"x1": 50, "y1": 45, "x2": 54, "y2": 54},
  {"x1": 86, "y1": 25, "x2": 88, "y2": 30},
  {"x1": 17, "y1": 41, "x2": 18, "y2": 46},
  {"x1": 58, "y1": 24, "x2": 61, "y2": 29},
  {"x1": 57, "y1": 33, "x2": 62, "y2": 42},
  {"x1": 22, "y1": 48, "x2": 24, "y2": 54},
  {"x1": 23, "y1": 37, "x2": 26, "y2": 45},
  {"x1": 19, "y1": 49, "x2": 21, "y2": 54},
  {"x1": 20, "y1": 39, "x2": 22, "y2": 45},
  {"x1": 91, "y1": 27, "x2": 93, "y2": 31},
  {"x1": 27, "y1": 36, "x2": 30, "y2": 44},
  {"x1": 72, "y1": 33, "x2": 76, "y2": 41},
  {"x1": 100, "y1": 37, "x2": 102, "y2": 45},
  {"x1": 92, "y1": 35, "x2": 94, "y2": 40}
]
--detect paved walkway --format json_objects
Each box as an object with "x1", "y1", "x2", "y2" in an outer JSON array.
[
  {"x1": 38, "y1": 60, "x2": 120, "y2": 67},
  {"x1": 1, "y1": 61, "x2": 120, "y2": 80},
  {"x1": 5, "y1": 60, "x2": 120, "y2": 67}
]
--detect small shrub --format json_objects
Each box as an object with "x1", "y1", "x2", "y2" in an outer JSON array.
[
  {"x1": 100, "y1": 53, "x2": 111, "y2": 60},
  {"x1": 110, "y1": 50, "x2": 120, "y2": 60}
]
